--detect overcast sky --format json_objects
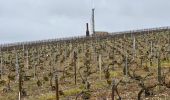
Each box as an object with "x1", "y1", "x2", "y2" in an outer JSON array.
[{"x1": 0, "y1": 0, "x2": 170, "y2": 44}]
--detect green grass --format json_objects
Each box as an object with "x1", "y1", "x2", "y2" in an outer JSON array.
[
  {"x1": 29, "y1": 92, "x2": 55, "y2": 100},
  {"x1": 63, "y1": 88, "x2": 82, "y2": 97},
  {"x1": 110, "y1": 71, "x2": 121, "y2": 77}
]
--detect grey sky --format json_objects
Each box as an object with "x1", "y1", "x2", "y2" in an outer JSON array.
[{"x1": 0, "y1": 0, "x2": 170, "y2": 44}]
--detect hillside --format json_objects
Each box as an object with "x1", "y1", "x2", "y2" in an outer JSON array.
[{"x1": 0, "y1": 27, "x2": 170, "y2": 100}]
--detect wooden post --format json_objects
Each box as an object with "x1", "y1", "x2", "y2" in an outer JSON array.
[
  {"x1": 55, "y1": 74, "x2": 59, "y2": 100},
  {"x1": 150, "y1": 41, "x2": 153, "y2": 56},
  {"x1": 26, "y1": 50, "x2": 29, "y2": 69},
  {"x1": 157, "y1": 52, "x2": 161, "y2": 84},
  {"x1": 112, "y1": 80, "x2": 115, "y2": 100},
  {"x1": 133, "y1": 36, "x2": 136, "y2": 60},
  {"x1": 33, "y1": 52, "x2": 36, "y2": 79},
  {"x1": 124, "y1": 53, "x2": 128, "y2": 76},
  {"x1": 15, "y1": 51, "x2": 19, "y2": 81},
  {"x1": 150, "y1": 57, "x2": 152, "y2": 67},
  {"x1": 19, "y1": 67, "x2": 22, "y2": 100},
  {"x1": 22, "y1": 44, "x2": 25, "y2": 55},
  {"x1": 0, "y1": 50, "x2": 2, "y2": 79},
  {"x1": 74, "y1": 51, "x2": 77, "y2": 85},
  {"x1": 37, "y1": 49, "x2": 40, "y2": 66},
  {"x1": 16, "y1": 52, "x2": 22, "y2": 100},
  {"x1": 99, "y1": 54, "x2": 102, "y2": 80},
  {"x1": 125, "y1": 53, "x2": 128, "y2": 77},
  {"x1": 0, "y1": 57, "x2": 2, "y2": 79},
  {"x1": 34, "y1": 64, "x2": 36, "y2": 79},
  {"x1": 77, "y1": 58, "x2": 80, "y2": 70}
]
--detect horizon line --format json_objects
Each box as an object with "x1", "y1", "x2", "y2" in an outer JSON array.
[{"x1": 0, "y1": 26, "x2": 170, "y2": 48}]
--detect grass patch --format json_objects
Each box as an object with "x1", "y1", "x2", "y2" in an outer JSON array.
[
  {"x1": 63, "y1": 88, "x2": 82, "y2": 97},
  {"x1": 110, "y1": 71, "x2": 121, "y2": 77},
  {"x1": 29, "y1": 92, "x2": 55, "y2": 100},
  {"x1": 95, "y1": 81, "x2": 107, "y2": 89}
]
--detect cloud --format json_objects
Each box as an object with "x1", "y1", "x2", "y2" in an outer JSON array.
[{"x1": 0, "y1": 0, "x2": 170, "y2": 43}]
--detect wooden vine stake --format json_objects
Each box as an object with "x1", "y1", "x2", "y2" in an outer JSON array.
[
  {"x1": 33, "y1": 52, "x2": 36, "y2": 80},
  {"x1": 111, "y1": 79, "x2": 122, "y2": 100},
  {"x1": 111, "y1": 79, "x2": 121, "y2": 100},
  {"x1": 77, "y1": 53, "x2": 80, "y2": 70},
  {"x1": 33, "y1": 64, "x2": 36, "y2": 80},
  {"x1": 0, "y1": 48, "x2": 2, "y2": 79},
  {"x1": 157, "y1": 52, "x2": 161, "y2": 82},
  {"x1": 150, "y1": 41, "x2": 153, "y2": 56},
  {"x1": 112, "y1": 81, "x2": 115, "y2": 100},
  {"x1": 133, "y1": 36, "x2": 136, "y2": 60},
  {"x1": 125, "y1": 53, "x2": 128, "y2": 78},
  {"x1": 150, "y1": 41, "x2": 153, "y2": 67},
  {"x1": 74, "y1": 51, "x2": 77, "y2": 85},
  {"x1": 123, "y1": 52, "x2": 128, "y2": 77},
  {"x1": 123, "y1": 52, "x2": 128, "y2": 90},
  {"x1": 26, "y1": 49, "x2": 29, "y2": 69},
  {"x1": 157, "y1": 52, "x2": 161, "y2": 91},
  {"x1": 99, "y1": 54, "x2": 102, "y2": 80},
  {"x1": 16, "y1": 52, "x2": 21, "y2": 100},
  {"x1": 22, "y1": 44, "x2": 25, "y2": 54},
  {"x1": 34, "y1": 49, "x2": 39, "y2": 80},
  {"x1": 15, "y1": 49, "x2": 19, "y2": 81},
  {"x1": 19, "y1": 66, "x2": 22, "y2": 100},
  {"x1": 55, "y1": 74, "x2": 59, "y2": 100},
  {"x1": 140, "y1": 57, "x2": 143, "y2": 67}
]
